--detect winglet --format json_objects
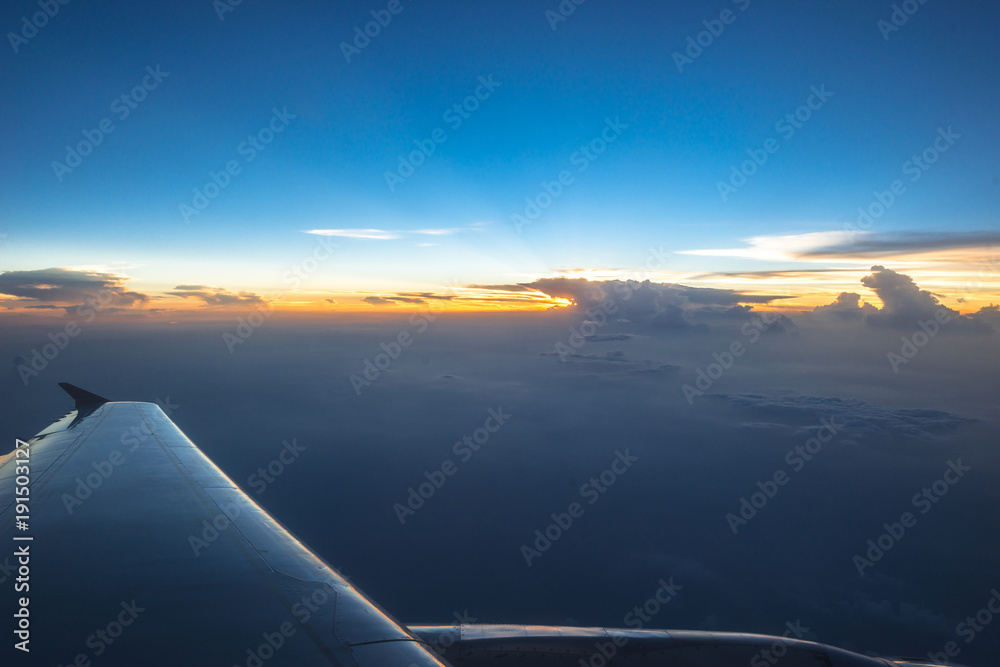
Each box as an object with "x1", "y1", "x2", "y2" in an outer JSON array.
[{"x1": 58, "y1": 383, "x2": 110, "y2": 409}]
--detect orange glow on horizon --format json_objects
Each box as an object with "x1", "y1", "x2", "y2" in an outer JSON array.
[{"x1": 1, "y1": 265, "x2": 997, "y2": 319}]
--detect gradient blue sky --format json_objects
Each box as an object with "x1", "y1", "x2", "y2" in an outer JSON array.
[{"x1": 2, "y1": 0, "x2": 998, "y2": 311}]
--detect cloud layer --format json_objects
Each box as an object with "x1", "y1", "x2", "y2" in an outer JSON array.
[{"x1": 0, "y1": 268, "x2": 148, "y2": 313}]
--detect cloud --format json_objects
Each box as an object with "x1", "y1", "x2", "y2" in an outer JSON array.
[
  {"x1": 974, "y1": 304, "x2": 1000, "y2": 326},
  {"x1": 716, "y1": 393, "x2": 973, "y2": 438},
  {"x1": 678, "y1": 231, "x2": 850, "y2": 261},
  {"x1": 860, "y1": 265, "x2": 989, "y2": 331},
  {"x1": 524, "y1": 277, "x2": 607, "y2": 305},
  {"x1": 680, "y1": 230, "x2": 1000, "y2": 262},
  {"x1": 679, "y1": 286, "x2": 794, "y2": 306},
  {"x1": 803, "y1": 230, "x2": 1000, "y2": 258},
  {"x1": 467, "y1": 284, "x2": 539, "y2": 293},
  {"x1": 517, "y1": 278, "x2": 790, "y2": 332},
  {"x1": 304, "y1": 229, "x2": 400, "y2": 240},
  {"x1": 414, "y1": 228, "x2": 467, "y2": 236},
  {"x1": 811, "y1": 292, "x2": 876, "y2": 320},
  {"x1": 0, "y1": 268, "x2": 149, "y2": 312},
  {"x1": 689, "y1": 268, "x2": 858, "y2": 281},
  {"x1": 584, "y1": 334, "x2": 638, "y2": 342},
  {"x1": 540, "y1": 349, "x2": 680, "y2": 375},
  {"x1": 168, "y1": 286, "x2": 268, "y2": 307},
  {"x1": 396, "y1": 292, "x2": 456, "y2": 301},
  {"x1": 304, "y1": 224, "x2": 484, "y2": 241},
  {"x1": 860, "y1": 265, "x2": 951, "y2": 325},
  {"x1": 555, "y1": 267, "x2": 621, "y2": 275},
  {"x1": 361, "y1": 292, "x2": 456, "y2": 306},
  {"x1": 382, "y1": 296, "x2": 425, "y2": 304},
  {"x1": 804, "y1": 267, "x2": 994, "y2": 332}
]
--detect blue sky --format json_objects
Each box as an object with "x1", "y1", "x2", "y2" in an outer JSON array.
[{"x1": 1, "y1": 0, "x2": 998, "y2": 311}]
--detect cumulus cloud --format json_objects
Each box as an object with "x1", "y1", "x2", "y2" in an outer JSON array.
[
  {"x1": 807, "y1": 267, "x2": 993, "y2": 332},
  {"x1": 519, "y1": 278, "x2": 791, "y2": 333},
  {"x1": 0, "y1": 268, "x2": 149, "y2": 312},
  {"x1": 859, "y1": 266, "x2": 991, "y2": 332},
  {"x1": 860, "y1": 265, "x2": 957, "y2": 327},
  {"x1": 525, "y1": 277, "x2": 607, "y2": 305},
  {"x1": 168, "y1": 286, "x2": 268, "y2": 307},
  {"x1": 811, "y1": 292, "x2": 877, "y2": 320},
  {"x1": 974, "y1": 304, "x2": 1000, "y2": 326}
]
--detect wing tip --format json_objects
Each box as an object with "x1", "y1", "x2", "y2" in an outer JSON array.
[{"x1": 58, "y1": 383, "x2": 111, "y2": 409}]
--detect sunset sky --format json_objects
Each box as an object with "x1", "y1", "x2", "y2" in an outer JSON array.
[
  {"x1": 2, "y1": 0, "x2": 998, "y2": 315},
  {"x1": 3, "y1": 2, "x2": 1000, "y2": 663}
]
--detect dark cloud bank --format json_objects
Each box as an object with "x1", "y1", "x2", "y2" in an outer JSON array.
[{"x1": 1, "y1": 265, "x2": 998, "y2": 663}]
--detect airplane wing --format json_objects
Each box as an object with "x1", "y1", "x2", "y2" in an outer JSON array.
[
  {"x1": 0, "y1": 386, "x2": 964, "y2": 667},
  {"x1": 0, "y1": 385, "x2": 449, "y2": 666}
]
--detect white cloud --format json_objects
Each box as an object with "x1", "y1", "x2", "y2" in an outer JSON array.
[
  {"x1": 303, "y1": 229, "x2": 401, "y2": 240},
  {"x1": 678, "y1": 231, "x2": 854, "y2": 262}
]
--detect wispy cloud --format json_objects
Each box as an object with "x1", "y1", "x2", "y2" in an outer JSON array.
[
  {"x1": 414, "y1": 228, "x2": 464, "y2": 236},
  {"x1": 303, "y1": 224, "x2": 485, "y2": 241},
  {"x1": 802, "y1": 231, "x2": 1000, "y2": 258},
  {"x1": 168, "y1": 286, "x2": 268, "y2": 307},
  {"x1": 360, "y1": 292, "x2": 458, "y2": 306},
  {"x1": 680, "y1": 230, "x2": 1000, "y2": 263},
  {"x1": 303, "y1": 229, "x2": 401, "y2": 240},
  {"x1": 362, "y1": 296, "x2": 397, "y2": 306},
  {"x1": 678, "y1": 231, "x2": 853, "y2": 262}
]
